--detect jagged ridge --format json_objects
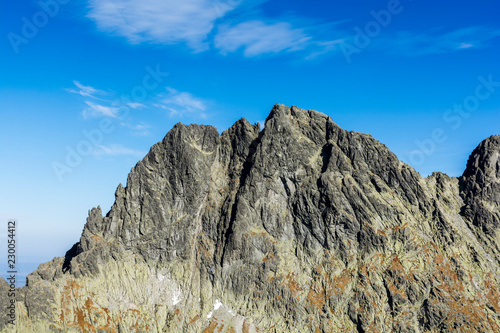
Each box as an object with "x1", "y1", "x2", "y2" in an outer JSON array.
[{"x1": 1, "y1": 105, "x2": 500, "y2": 333}]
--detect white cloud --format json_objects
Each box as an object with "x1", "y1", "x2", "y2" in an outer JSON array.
[
  {"x1": 458, "y1": 43, "x2": 474, "y2": 49},
  {"x1": 305, "y1": 39, "x2": 346, "y2": 60},
  {"x1": 214, "y1": 20, "x2": 311, "y2": 56},
  {"x1": 67, "y1": 81, "x2": 108, "y2": 99},
  {"x1": 381, "y1": 26, "x2": 500, "y2": 56},
  {"x1": 121, "y1": 122, "x2": 151, "y2": 136},
  {"x1": 157, "y1": 87, "x2": 208, "y2": 118},
  {"x1": 126, "y1": 102, "x2": 146, "y2": 109},
  {"x1": 86, "y1": 1, "x2": 500, "y2": 60},
  {"x1": 87, "y1": 0, "x2": 240, "y2": 51},
  {"x1": 92, "y1": 144, "x2": 146, "y2": 157},
  {"x1": 86, "y1": 0, "x2": 338, "y2": 58},
  {"x1": 83, "y1": 101, "x2": 119, "y2": 118}
]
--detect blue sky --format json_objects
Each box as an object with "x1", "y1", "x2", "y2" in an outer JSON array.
[{"x1": 1, "y1": 0, "x2": 499, "y2": 284}]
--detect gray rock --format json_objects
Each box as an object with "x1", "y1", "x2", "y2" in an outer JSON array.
[{"x1": 5, "y1": 105, "x2": 500, "y2": 333}]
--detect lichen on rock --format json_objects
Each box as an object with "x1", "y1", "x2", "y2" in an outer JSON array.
[{"x1": 2, "y1": 105, "x2": 500, "y2": 333}]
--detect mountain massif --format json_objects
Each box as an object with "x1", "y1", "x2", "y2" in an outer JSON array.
[{"x1": 2, "y1": 104, "x2": 500, "y2": 332}]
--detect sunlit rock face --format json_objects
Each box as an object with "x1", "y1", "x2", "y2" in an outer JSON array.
[{"x1": 2, "y1": 105, "x2": 500, "y2": 333}]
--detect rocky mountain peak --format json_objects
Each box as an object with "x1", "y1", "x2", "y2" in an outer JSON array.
[
  {"x1": 462, "y1": 135, "x2": 500, "y2": 198},
  {"x1": 460, "y1": 135, "x2": 500, "y2": 235},
  {"x1": 2, "y1": 105, "x2": 500, "y2": 333}
]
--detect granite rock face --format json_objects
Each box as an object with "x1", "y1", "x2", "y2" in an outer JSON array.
[
  {"x1": 2, "y1": 105, "x2": 500, "y2": 332},
  {"x1": 461, "y1": 135, "x2": 500, "y2": 235}
]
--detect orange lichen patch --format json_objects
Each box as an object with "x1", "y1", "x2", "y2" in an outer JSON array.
[
  {"x1": 99, "y1": 307, "x2": 116, "y2": 333},
  {"x1": 424, "y1": 254, "x2": 500, "y2": 331},
  {"x1": 85, "y1": 298, "x2": 94, "y2": 309},
  {"x1": 362, "y1": 320, "x2": 384, "y2": 333},
  {"x1": 429, "y1": 241, "x2": 439, "y2": 251},
  {"x1": 242, "y1": 319, "x2": 251, "y2": 333},
  {"x1": 486, "y1": 313, "x2": 500, "y2": 333},
  {"x1": 269, "y1": 275, "x2": 280, "y2": 282},
  {"x1": 484, "y1": 273, "x2": 500, "y2": 312},
  {"x1": 387, "y1": 255, "x2": 415, "y2": 282},
  {"x1": 307, "y1": 283, "x2": 326, "y2": 311},
  {"x1": 74, "y1": 307, "x2": 95, "y2": 333},
  {"x1": 358, "y1": 264, "x2": 370, "y2": 279},
  {"x1": 91, "y1": 235, "x2": 105, "y2": 244},
  {"x1": 247, "y1": 229, "x2": 277, "y2": 245},
  {"x1": 326, "y1": 268, "x2": 353, "y2": 297},
  {"x1": 438, "y1": 297, "x2": 489, "y2": 331},
  {"x1": 386, "y1": 280, "x2": 407, "y2": 299},
  {"x1": 262, "y1": 251, "x2": 275, "y2": 262},
  {"x1": 62, "y1": 290, "x2": 118, "y2": 333},
  {"x1": 391, "y1": 223, "x2": 408, "y2": 232},
  {"x1": 188, "y1": 314, "x2": 200, "y2": 325},
  {"x1": 431, "y1": 253, "x2": 464, "y2": 293},
  {"x1": 60, "y1": 279, "x2": 84, "y2": 325},
  {"x1": 202, "y1": 319, "x2": 220, "y2": 333},
  {"x1": 433, "y1": 254, "x2": 444, "y2": 265},
  {"x1": 389, "y1": 256, "x2": 403, "y2": 271},
  {"x1": 249, "y1": 231, "x2": 266, "y2": 237},
  {"x1": 123, "y1": 308, "x2": 148, "y2": 332},
  {"x1": 286, "y1": 273, "x2": 302, "y2": 296},
  {"x1": 315, "y1": 327, "x2": 322, "y2": 333},
  {"x1": 63, "y1": 279, "x2": 83, "y2": 296}
]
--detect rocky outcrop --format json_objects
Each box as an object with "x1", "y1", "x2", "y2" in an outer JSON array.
[
  {"x1": 2, "y1": 105, "x2": 500, "y2": 332},
  {"x1": 461, "y1": 135, "x2": 500, "y2": 235}
]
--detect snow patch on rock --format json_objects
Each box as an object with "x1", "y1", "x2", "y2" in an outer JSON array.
[{"x1": 207, "y1": 299, "x2": 223, "y2": 319}]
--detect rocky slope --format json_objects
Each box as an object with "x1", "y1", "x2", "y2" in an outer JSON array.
[{"x1": 1, "y1": 104, "x2": 500, "y2": 332}]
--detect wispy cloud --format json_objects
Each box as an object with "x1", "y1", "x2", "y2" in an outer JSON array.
[
  {"x1": 69, "y1": 82, "x2": 149, "y2": 132},
  {"x1": 305, "y1": 39, "x2": 346, "y2": 60},
  {"x1": 381, "y1": 26, "x2": 500, "y2": 56},
  {"x1": 87, "y1": 0, "x2": 240, "y2": 51},
  {"x1": 126, "y1": 102, "x2": 146, "y2": 109},
  {"x1": 69, "y1": 81, "x2": 207, "y2": 135},
  {"x1": 120, "y1": 122, "x2": 151, "y2": 136},
  {"x1": 215, "y1": 20, "x2": 311, "y2": 56},
  {"x1": 156, "y1": 87, "x2": 208, "y2": 118},
  {"x1": 92, "y1": 144, "x2": 146, "y2": 157},
  {"x1": 86, "y1": 0, "x2": 343, "y2": 58},
  {"x1": 67, "y1": 81, "x2": 108, "y2": 99},
  {"x1": 458, "y1": 43, "x2": 474, "y2": 49},
  {"x1": 86, "y1": 1, "x2": 500, "y2": 61},
  {"x1": 83, "y1": 101, "x2": 119, "y2": 118}
]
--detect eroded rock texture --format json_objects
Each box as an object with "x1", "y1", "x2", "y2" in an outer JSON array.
[{"x1": 2, "y1": 105, "x2": 500, "y2": 332}]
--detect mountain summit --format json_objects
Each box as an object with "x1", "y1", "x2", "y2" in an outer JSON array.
[{"x1": 2, "y1": 105, "x2": 500, "y2": 332}]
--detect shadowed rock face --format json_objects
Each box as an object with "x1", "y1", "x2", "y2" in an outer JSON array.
[
  {"x1": 461, "y1": 135, "x2": 500, "y2": 235},
  {"x1": 2, "y1": 105, "x2": 500, "y2": 333}
]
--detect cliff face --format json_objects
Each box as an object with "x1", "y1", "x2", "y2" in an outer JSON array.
[{"x1": 2, "y1": 105, "x2": 500, "y2": 332}]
